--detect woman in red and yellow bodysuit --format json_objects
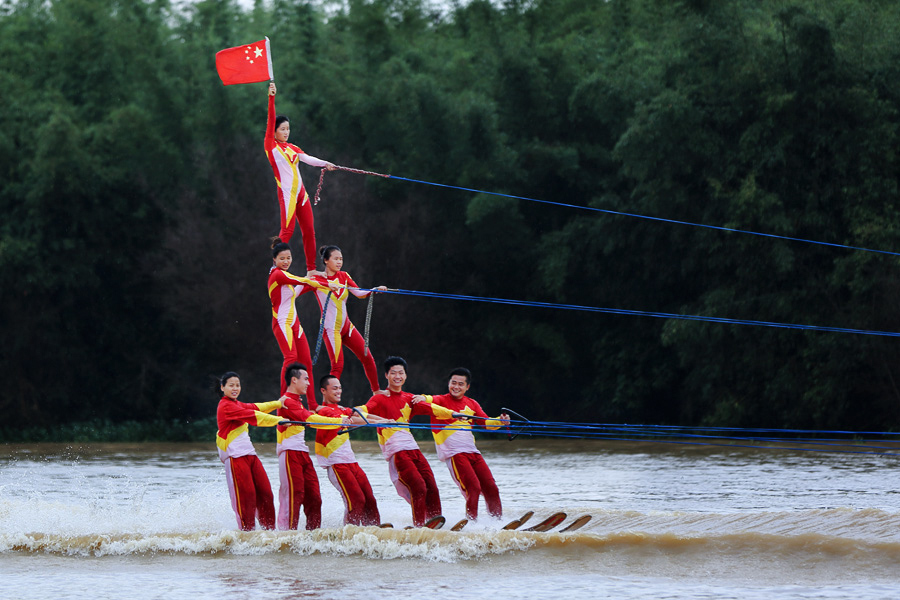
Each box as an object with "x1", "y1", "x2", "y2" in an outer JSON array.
[
  {"x1": 266, "y1": 83, "x2": 335, "y2": 276},
  {"x1": 269, "y1": 240, "x2": 315, "y2": 397},
  {"x1": 303, "y1": 245, "x2": 386, "y2": 395},
  {"x1": 215, "y1": 371, "x2": 283, "y2": 531},
  {"x1": 269, "y1": 240, "x2": 341, "y2": 399}
]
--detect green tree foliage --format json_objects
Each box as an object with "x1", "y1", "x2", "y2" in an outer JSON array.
[{"x1": 2, "y1": 0, "x2": 900, "y2": 439}]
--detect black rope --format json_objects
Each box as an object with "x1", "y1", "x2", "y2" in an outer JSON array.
[{"x1": 312, "y1": 290, "x2": 333, "y2": 365}]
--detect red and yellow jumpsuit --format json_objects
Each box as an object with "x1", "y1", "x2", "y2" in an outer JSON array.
[
  {"x1": 304, "y1": 272, "x2": 380, "y2": 393},
  {"x1": 422, "y1": 394, "x2": 503, "y2": 519},
  {"x1": 265, "y1": 94, "x2": 329, "y2": 272},
  {"x1": 357, "y1": 391, "x2": 455, "y2": 526},
  {"x1": 268, "y1": 266, "x2": 315, "y2": 397},
  {"x1": 276, "y1": 392, "x2": 343, "y2": 530},
  {"x1": 315, "y1": 403, "x2": 381, "y2": 526},
  {"x1": 216, "y1": 396, "x2": 282, "y2": 531}
]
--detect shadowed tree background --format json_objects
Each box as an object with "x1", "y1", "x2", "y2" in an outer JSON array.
[{"x1": 1, "y1": 0, "x2": 900, "y2": 440}]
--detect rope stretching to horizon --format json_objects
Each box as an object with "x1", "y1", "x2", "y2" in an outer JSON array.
[
  {"x1": 313, "y1": 164, "x2": 900, "y2": 337},
  {"x1": 281, "y1": 418, "x2": 900, "y2": 457},
  {"x1": 317, "y1": 165, "x2": 900, "y2": 258},
  {"x1": 354, "y1": 287, "x2": 900, "y2": 338}
]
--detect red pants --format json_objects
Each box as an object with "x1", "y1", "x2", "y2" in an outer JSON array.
[
  {"x1": 277, "y1": 450, "x2": 322, "y2": 530},
  {"x1": 327, "y1": 462, "x2": 380, "y2": 526},
  {"x1": 279, "y1": 188, "x2": 317, "y2": 273},
  {"x1": 324, "y1": 323, "x2": 379, "y2": 393},
  {"x1": 224, "y1": 454, "x2": 276, "y2": 531},
  {"x1": 389, "y1": 449, "x2": 442, "y2": 526},
  {"x1": 447, "y1": 452, "x2": 501, "y2": 519},
  {"x1": 272, "y1": 318, "x2": 314, "y2": 399}
]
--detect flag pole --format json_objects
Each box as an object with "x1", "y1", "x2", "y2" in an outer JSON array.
[{"x1": 265, "y1": 36, "x2": 274, "y2": 83}]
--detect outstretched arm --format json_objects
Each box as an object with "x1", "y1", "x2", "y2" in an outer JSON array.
[
  {"x1": 410, "y1": 396, "x2": 456, "y2": 419},
  {"x1": 265, "y1": 84, "x2": 277, "y2": 152},
  {"x1": 352, "y1": 413, "x2": 393, "y2": 425},
  {"x1": 304, "y1": 413, "x2": 349, "y2": 429},
  {"x1": 220, "y1": 398, "x2": 285, "y2": 428},
  {"x1": 482, "y1": 413, "x2": 510, "y2": 430},
  {"x1": 467, "y1": 401, "x2": 509, "y2": 430},
  {"x1": 298, "y1": 152, "x2": 335, "y2": 170},
  {"x1": 344, "y1": 274, "x2": 387, "y2": 299}
]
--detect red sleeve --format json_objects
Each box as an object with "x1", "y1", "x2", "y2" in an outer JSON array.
[
  {"x1": 309, "y1": 275, "x2": 333, "y2": 292},
  {"x1": 265, "y1": 94, "x2": 276, "y2": 153},
  {"x1": 279, "y1": 397, "x2": 313, "y2": 422},
  {"x1": 272, "y1": 269, "x2": 312, "y2": 287},
  {"x1": 428, "y1": 393, "x2": 451, "y2": 407},
  {"x1": 410, "y1": 396, "x2": 435, "y2": 417},
  {"x1": 317, "y1": 405, "x2": 336, "y2": 418},
  {"x1": 466, "y1": 398, "x2": 490, "y2": 421},
  {"x1": 363, "y1": 395, "x2": 382, "y2": 417},
  {"x1": 268, "y1": 269, "x2": 285, "y2": 293},
  {"x1": 218, "y1": 399, "x2": 267, "y2": 427},
  {"x1": 273, "y1": 269, "x2": 318, "y2": 299}
]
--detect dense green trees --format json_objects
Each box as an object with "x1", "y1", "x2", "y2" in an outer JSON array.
[{"x1": 2, "y1": 0, "x2": 899, "y2": 439}]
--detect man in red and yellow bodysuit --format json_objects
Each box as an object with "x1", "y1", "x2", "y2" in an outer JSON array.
[
  {"x1": 314, "y1": 375, "x2": 390, "y2": 526},
  {"x1": 414, "y1": 368, "x2": 509, "y2": 520},
  {"x1": 356, "y1": 356, "x2": 456, "y2": 527},
  {"x1": 276, "y1": 363, "x2": 347, "y2": 530}
]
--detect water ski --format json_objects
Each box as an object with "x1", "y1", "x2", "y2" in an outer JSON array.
[
  {"x1": 424, "y1": 515, "x2": 446, "y2": 529},
  {"x1": 559, "y1": 515, "x2": 592, "y2": 532},
  {"x1": 406, "y1": 515, "x2": 446, "y2": 530},
  {"x1": 524, "y1": 512, "x2": 567, "y2": 532},
  {"x1": 501, "y1": 510, "x2": 535, "y2": 530},
  {"x1": 450, "y1": 519, "x2": 468, "y2": 532}
]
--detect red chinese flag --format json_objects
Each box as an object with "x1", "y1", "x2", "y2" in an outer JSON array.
[{"x1": 215, "y1": 37, "x2": 274, "y2": 85}]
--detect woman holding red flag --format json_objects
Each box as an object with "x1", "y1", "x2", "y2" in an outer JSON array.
[{"x1": 266, "y1": 82, "x2": 335, "y2": 276}]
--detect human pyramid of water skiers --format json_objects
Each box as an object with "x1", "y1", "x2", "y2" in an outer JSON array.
[{"x1": 215, "y1": 83, "x2": 511, "y2": 532}]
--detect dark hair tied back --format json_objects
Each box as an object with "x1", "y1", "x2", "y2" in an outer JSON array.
[
  {"x1": 319, "y1": 245, "x2": 341, "y2": 262},
  {"x1": 218, "y1": 371, "x2": 240, "y2": 389},
  {"x1": 272, "y1": 238, "x2": 291, "y2": 258}
]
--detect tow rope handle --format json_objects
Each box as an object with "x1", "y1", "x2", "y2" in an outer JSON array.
[{"x1": 501, "y1": 407, "x2": 530, "y2": 441}]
